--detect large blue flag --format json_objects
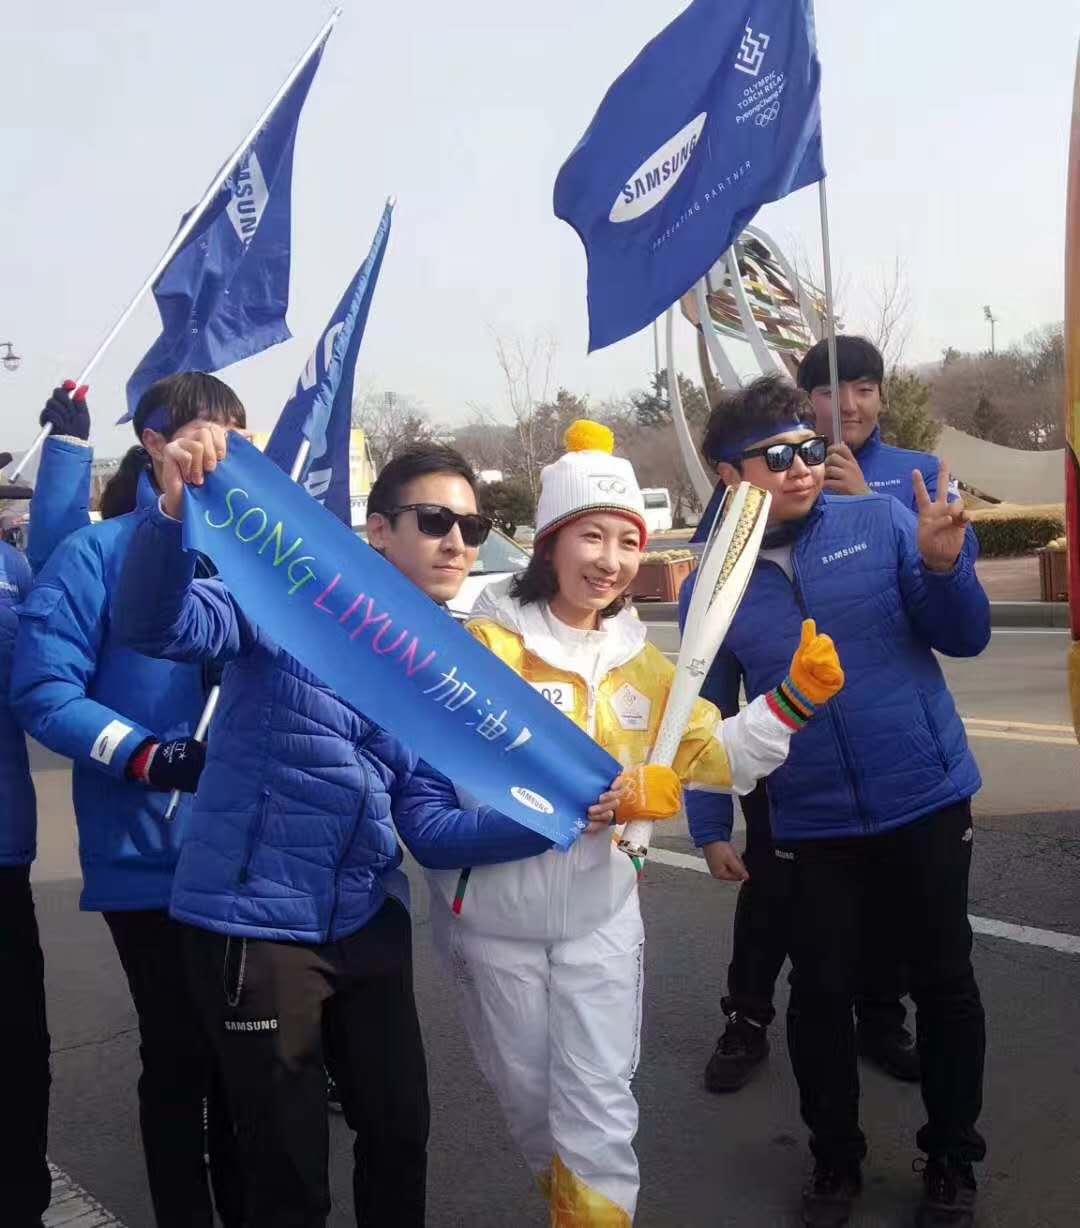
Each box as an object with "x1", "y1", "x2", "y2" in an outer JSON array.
[
  {"x1": 183, "y1": 436, "x2": 620, "y2": 845},
  {"x1": 554, "y1": 0, "x2": 825, "y2": 352},
  {"x1": 264, "y1": 201, "x2": 392, "y2": 525},
  {"x1": 123, "y1": 38, "x2": 329, "y2": 418}
]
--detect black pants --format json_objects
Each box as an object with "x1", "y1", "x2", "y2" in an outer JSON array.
[
  {"x1": 103, "y1": 909, "x2": 243, "y2": 1228},
  {"x1": 0, "y1": 865, "x2": 51, "y2": 1227},
  {"x1": 723, "y1": 784, "x2": 907, "y2": 1035},
  {"x1": 183, "y1": 898, "x2": 429, "y2": 1228},
  {"x1": 782, "y1": 802, "x2": 986, "y2": 1166}
]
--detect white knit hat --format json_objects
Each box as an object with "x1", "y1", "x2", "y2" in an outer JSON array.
[{"x1": 534, "y1": 420, "x2": 648, "y2": 546}]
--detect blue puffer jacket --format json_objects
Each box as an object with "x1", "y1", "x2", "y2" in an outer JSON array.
[
  {"x1": 27, "y1": 435, "x2": 93, "y2": 574},
  {"x1": 855, "y1": 426, "x2": 941, "y2": 509},
  {"x1": 692, "y1": 426, "x2": 947, "y2": 544},
  {"x1": 113, "y1": 499, "x2": 552, "y2": 945},
  {"x1": 0, "y1": 543, "x2": 37, "y2": 866},
  {"x1": 11, "y1": 472, "x2": 208, "y2": 910},
  {"x1": 681, "y1": 494, "x2": 988, "y2": 844}
]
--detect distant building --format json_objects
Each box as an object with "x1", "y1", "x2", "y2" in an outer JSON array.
[{"x1": 936, "y1": 426, "x2": 1064, "y2": 505}]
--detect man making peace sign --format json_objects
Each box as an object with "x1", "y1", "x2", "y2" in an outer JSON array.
[{"x1": 681, "y1": 375, "x2": 989, "y2": 1228}]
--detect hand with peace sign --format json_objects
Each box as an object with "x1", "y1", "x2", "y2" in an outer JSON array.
[{"x1": 913, "y1": 461, "x2": 969, "y2": 573}]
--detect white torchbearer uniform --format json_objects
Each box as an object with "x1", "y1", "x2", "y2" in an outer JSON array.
[{"x1": 428, "y1": 580, "x2": 796, "y2": 1226}]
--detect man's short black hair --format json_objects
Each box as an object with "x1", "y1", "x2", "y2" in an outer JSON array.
[
  {"x1": 701, "y1": 375, "x2": 814, "y2": 467},
  {"x1": 797, "y1": 335, "x2": 884, "y2": 394},
  {"x1": 367, "y1": 444, "x2": 479, "y2": 517}
]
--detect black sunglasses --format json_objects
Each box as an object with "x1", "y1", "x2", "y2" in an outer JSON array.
[
  {"x1": 741, "y1": 435, "x2": 828, "y2": 473},
  {"x1": 387, "y1": 503, "x2": 493, "y2": 548}
]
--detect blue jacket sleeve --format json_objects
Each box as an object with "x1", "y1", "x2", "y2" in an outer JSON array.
[
  {"x1": 27, "y1": 436, "x2": 93, "y2": 574},
  {"x1": 392, "y1": 757, "x2": 552, "y2": 869},
  {"x1": 112, "y1": 500, "x2": 252, "y2": 665},
  {"x1": 11, "y1": 536, "x2": 154, "y2": 779},
  {"x1": 893, "y1": 500, "x2": 990, "y2": 658},
  {"x1": 684, "y1": 644, "x2": 742, "y2": 846}
]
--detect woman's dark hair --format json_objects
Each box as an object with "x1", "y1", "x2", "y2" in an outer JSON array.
[
  {"x1": 367, "y1": 443, "x2": 479, "y2": 517},
  {"x1": 700, "y1": 374, "x2": 814, "y2": 469},
  {"x1": 797, "y1": 334, "x2": 884, "y2": 394},
  {"x1": 510, "y1": 529, "x2": 630, "y2": 620},
  {"x1": 98, "y1": 372, "x2": 246, "y2": 519}
]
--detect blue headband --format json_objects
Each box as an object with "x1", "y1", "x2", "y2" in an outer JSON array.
[
  {"x1": 114, "y1": 403, "x2": 170, "y2": 433},
  {"x1": 714, "y1": 416, "x2": 815, "y2": 464}
]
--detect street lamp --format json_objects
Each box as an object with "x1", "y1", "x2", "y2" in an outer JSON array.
[
  {"x1": 0, "y1": 342, "x2": 20, "y2": 373},
  {"x1": 982, "y1": 306, "x2": 997, "y2": 356}
]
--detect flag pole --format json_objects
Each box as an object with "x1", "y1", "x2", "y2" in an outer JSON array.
[
  {"x1": 9, "y1": 5, "x2": 343, "y2": 482},
  {"x1": 817, "y1": 179, "x2": 842, "y2": 444}
]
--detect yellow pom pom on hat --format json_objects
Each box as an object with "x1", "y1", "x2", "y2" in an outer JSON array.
[
  {"x1": 563, "y1": 419, "x2": 615, "y2": 455},
  {"x1": 534, "y1": 418, "x2": 648, "y2": 545}
]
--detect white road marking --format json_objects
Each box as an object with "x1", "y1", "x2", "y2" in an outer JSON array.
[
  {"x1": 646, "y1": 847, "x2": 1080, "y2": 956},
  {"x1": 44, "y1": 1162, "x2": 128, "y2": 1226}
]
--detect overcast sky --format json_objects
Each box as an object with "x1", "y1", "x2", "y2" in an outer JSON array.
[{"x1": 2, "y1": 0, "x2": 1076, "y2": 461}]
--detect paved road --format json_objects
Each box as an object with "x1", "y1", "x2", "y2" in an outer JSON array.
[{"x1": 27, "y1": 628, "x2": 1080, "y2": 1226}]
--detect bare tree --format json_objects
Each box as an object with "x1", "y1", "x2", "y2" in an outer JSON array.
[
  {"x1": 350, "y1": 389, "x2": 445, "y2": 472},
  {"x1": 491, "y1": 332, "x2": 557, "y2": 500},
  {"x1": 867, "y1": 255, "x2": 912, "y2": 369}
]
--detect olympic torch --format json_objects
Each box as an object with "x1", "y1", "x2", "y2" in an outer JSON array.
[{"x1": 618, "y1": 481, "x2": 771, "y2": 860}]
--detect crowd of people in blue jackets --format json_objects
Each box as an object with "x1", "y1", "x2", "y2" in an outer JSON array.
[{"x1": 0, "y1": 335, "x2": 989, "y2": 1228}]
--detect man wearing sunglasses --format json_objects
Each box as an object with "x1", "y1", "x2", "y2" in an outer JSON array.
[
  {"x1": 113, "y1": 434, "x2": 580, "y2": 1228},
  {"x1": 366, "y1": 452, "x2": 493, "y2": 603},
  {"x1": 680, "y1": 375, "x2": 989, "y2": 1228}
]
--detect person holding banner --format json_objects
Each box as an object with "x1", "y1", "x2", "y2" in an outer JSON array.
[
  {"x1": 682, "y1": 376, "x2": 988, "y2": 1228},
  {"x1": 12, "y1": 374, "x2": 247, "y2": 1228},
  {"x1": 112, "y1": 428, "x2": 612, "y2": 1228},
  {"x1": 426, "y1": 420, "x2": 844, "y2": 1227}
]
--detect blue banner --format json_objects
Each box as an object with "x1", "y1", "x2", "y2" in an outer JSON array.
[
  {"x1": 264, "y1": 202, "x2": 392, "y2": 525},
  {"x1": 123, "y1": 37, "x2": 330, "y2": 418},
  {"x1": 182, "y1": 436, "x2": 620, "y2": 845},
  {"x1": 554, "y1": 0, "x2": 825, "y2": 352}
]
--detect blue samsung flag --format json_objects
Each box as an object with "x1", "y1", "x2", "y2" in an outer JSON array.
[
  {"x1": 554, "y1": 0, "x2": 825, "y2": 352},
  {"x1": 184, "y1": 436, "x2": 620, "y2": 844},
  {"x1": 122, "y1": 38, "x2": 329, "y2": 418},
  {"x1": 264, "y1": 201, "x2": 393, "y2": 524}
]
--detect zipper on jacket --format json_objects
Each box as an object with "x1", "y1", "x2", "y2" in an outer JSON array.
[
  {"x1": 238, "y1": 789, "x2": 271, "y2": 885},
  {"x1": 324, "y1": 738, "x2": 373, "y2": 942},
  {"x1": 784, "y1": 552, "x2": 872, "y2": 833}
]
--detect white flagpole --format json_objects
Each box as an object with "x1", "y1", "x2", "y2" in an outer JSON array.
[
  {"x1": 9, "y1": 5, "x2": 342, "y2": 482},
  {"x1": 817, "y1": 179, "x2": 842, "y2": 445}
]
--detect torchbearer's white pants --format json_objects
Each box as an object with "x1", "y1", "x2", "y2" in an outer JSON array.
[{"x1": 432, "y1": 889, "x2": 645, "y2": 1226}]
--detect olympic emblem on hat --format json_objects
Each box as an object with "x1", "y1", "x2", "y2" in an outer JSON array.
[{"x1": 595, "y1": 477, "x2": 629, "y2": 495}]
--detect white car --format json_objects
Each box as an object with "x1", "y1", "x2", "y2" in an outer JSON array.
[{"x1": 354, "y1": 523, "x2": 531, "y2": 618}]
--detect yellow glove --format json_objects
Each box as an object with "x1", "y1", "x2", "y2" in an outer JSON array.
[
  {"x1": 788, "y1": 618, "x2": 844, "y2": 706},
  {"x1": 614, "y1": 764, "x2": 682, "y2": 822}
]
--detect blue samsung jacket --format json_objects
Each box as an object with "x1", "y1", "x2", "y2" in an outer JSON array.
[
  {"x1": 11, "y1": 471, "x2": 208, "y2": 909},
  {"x1": 681, "y1": 494, "x2": 988, "y2": 845},
  {"x1": 112, "y1": 499, "x2": 551, "y2": 945}
]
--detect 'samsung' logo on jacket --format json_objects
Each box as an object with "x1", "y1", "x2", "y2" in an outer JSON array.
[{"x1": 821, "y1": 542, "x2": 869, "y2": 566}]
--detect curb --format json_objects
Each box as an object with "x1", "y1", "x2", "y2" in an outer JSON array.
[{"x1": 633, "y1": 600, "x2": 1069, "y2": 629}]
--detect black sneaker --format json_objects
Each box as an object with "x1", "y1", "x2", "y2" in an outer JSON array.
[
  {"x1": 857, "y1": 1024, "x2": 921, "y2": 1083},
  {"x1": 914, "y1": 1157, "x2": 977, "y2": 1227},
  {"x1": 703, "y1": 1013, "x2": 769, "y2": 1093},
  {"x1": 326, "y1": 1070, "x2": 344, "y2": 1114},
  {"x1": 801, "y1": 1161, "x2": 862, "y2": 1227}
]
